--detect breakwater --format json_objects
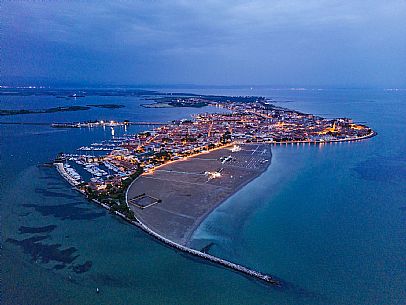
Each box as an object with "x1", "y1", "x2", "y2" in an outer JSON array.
[
  {"x1": 130, "y1": 216, "x2": 281, "y2": 286},
  {"x1": 124, "y1": 173, "x2": 281, "y2": 286}
]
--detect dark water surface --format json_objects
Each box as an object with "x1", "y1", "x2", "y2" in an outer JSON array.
[{"x1": 1, "y1": 88, "x2": 405, "y2": 304}]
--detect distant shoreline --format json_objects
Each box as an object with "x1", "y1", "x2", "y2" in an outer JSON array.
[{"x1": 0, "y1": 104, "x2": 124, "y2": 116}]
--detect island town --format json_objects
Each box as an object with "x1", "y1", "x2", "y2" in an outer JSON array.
[
  {"x1": 53, "y1": 95, "x2": 375, "y2": 285},
  {"x1": 54, "y1": 96, "x2": 374, "y2": 217}
]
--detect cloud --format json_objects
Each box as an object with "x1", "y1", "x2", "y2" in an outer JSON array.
[{"x1": 2, "y1": 1, "x2": 406, "y2": 86}]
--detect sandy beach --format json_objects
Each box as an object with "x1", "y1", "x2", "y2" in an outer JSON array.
[{"x1": 127, "y1": 143, "x2": 272, "y2": 246}]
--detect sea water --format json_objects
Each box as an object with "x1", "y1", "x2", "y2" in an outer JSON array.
[{"x1": 1, "y1": 88, "x2": 405, "y2": 304}]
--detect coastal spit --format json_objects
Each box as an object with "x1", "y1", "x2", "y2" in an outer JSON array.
[{"x1": 52, "y1": 94, "x2": 376, "y2": 285}]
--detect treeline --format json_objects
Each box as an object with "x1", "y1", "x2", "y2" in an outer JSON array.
[{"x1": 85, "y1": 167, "x2": 144, "y2": 220}]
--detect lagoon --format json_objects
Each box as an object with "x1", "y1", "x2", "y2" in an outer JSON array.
[{"x1": 1, "y1": 88, "x2": 405, "y2": 304}]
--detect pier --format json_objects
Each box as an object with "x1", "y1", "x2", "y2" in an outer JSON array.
[{"x1": 51, "y1": 121, "x2": 166, "y2": 128}]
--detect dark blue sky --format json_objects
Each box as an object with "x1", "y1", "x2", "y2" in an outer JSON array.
[{"x1": 3, "y1": 1, "x2": 406, "y2": 87}]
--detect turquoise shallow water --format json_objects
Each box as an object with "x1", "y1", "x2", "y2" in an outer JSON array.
[{"x1": 1, "y1": 88, "x2": 405, "y2": 304}]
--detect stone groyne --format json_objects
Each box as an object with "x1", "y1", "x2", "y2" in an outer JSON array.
[
  {"x1": 129, "y1": 213, "x2": 280, "y2": 286},
  {"x1": 124, "y1": 172, "x2": 281, "y2": 286}
]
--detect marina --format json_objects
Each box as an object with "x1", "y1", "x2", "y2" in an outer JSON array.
[{"x1": 54, "y1": 162, "x2": 83, "y2": 186}]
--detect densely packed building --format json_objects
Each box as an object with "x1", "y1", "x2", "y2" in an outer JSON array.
[{"x1": 57, "y1": 97, "x2": 374, "y2": 201}]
